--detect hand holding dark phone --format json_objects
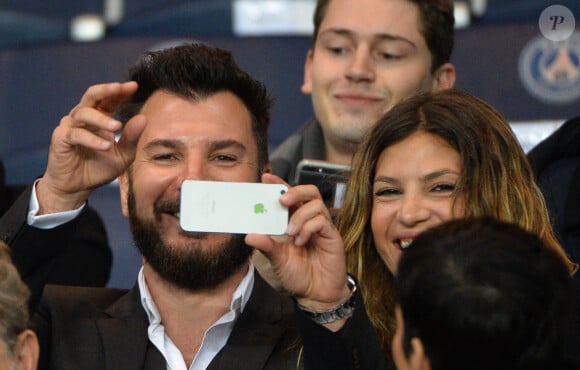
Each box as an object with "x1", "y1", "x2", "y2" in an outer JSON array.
[{"x1": 294, "y1": 159, "x2": 351, "y2": 209}]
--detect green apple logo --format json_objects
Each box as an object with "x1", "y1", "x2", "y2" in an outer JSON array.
[{"x1": 254, "y1": 203, "x2": 267, "y2": 214}]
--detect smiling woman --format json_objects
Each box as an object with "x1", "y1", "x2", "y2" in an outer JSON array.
[
  {"x1": 336, "y1": 88, "x2": 579, "y2": 365},
  {"x1": 370, "y1": 130, "x2": 462, "y2": 275}
]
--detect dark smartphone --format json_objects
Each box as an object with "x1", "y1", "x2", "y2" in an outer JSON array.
[{"x1": 294, "y1": 159, "x2": 351, "y2": 209}]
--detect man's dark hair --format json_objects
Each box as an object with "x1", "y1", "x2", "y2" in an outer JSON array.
[
  {"x1": 312, "y1": 0, "x2": 454, "y2": 72},
  {"x1": 118, "y1": 42, "x2": 273, "y2": 171},
  {"x1": 396, "y1": 217, "x2": 574, "y2": 370}
]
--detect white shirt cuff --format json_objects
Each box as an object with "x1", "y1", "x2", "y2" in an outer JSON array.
[{"x1": 27, "y1": 180, "x2": 85, "y2": 229}]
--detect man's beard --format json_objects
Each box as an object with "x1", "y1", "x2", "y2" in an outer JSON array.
[{"x1": 127, "y1": 186, "x2": 253, "y2": 291}]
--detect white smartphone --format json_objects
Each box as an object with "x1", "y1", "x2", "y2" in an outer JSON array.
[{"x1": 180, "y1": 180, "x2": 289, "y2": 235}]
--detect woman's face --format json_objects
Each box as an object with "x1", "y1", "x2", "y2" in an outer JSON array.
[{"x1": 371, "y1": 131, "x2": 464, "y2": 274}]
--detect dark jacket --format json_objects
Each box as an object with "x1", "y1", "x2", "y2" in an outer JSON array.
[
  {"x1": 527, "y1": 115, "x2": 580, "y2": 263},
  {"x1": 0, "y1": 161, "x2": 112, "y2": 287},
  {"x1": 270, "y1": 119, "x2": 326, "y2": 184},
  {"x1": 528, "y1": 116, "x2": 580, "y2": 367}
]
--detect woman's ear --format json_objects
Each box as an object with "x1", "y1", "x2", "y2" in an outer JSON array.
[
  {"x1": 408, "y1": 337, "x2": 432, "y2": 370},
  {"x1": 14, "y1": 329, "x2": 39, "y2": 370}
]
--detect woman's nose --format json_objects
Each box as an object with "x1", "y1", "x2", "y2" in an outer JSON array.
[{"x1": 397, "y1": 194, "x2": 430, "y2": 226}]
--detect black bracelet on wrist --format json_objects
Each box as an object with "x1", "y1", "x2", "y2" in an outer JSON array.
[{"x1": 297, "y1": 274, "x2": 357, "y2": 324}]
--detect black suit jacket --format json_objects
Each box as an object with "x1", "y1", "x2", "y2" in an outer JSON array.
[
  {"x1": 0, "y1": 184, "x2": 387, "y2": 370},
  {"x1": 0, "y1": 163, "x2": 112, "y2": 287},
  {"x1": 527, "y1": 115, "x2": 580, "y2": 263},
  {"x1": 33, "y1": 276, "x2": 304, "y2": 370}
]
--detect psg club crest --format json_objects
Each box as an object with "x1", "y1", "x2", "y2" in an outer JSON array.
[{"x1": 518, "y1": 31, "x2": 580, "y2": 105}]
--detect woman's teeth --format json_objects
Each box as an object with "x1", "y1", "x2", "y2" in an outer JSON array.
[{"x1": 400, "y1": 239, "x2": 413, "y2": 249}]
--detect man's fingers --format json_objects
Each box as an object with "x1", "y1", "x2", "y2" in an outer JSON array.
[
  {"x1": 97, "y1": 81, "x2": 139, "y2": 112},
  {"x1": 68, "y1": 106, "x2": 122, "y2": 132},
  {"x1": 76, "y1": 81, "x2": 138, "y2": 114},
  {"x1": 261, "y1": 173, "x2": 290, "y2": 187},
  {"x1": 245, "y1": 233, "x2": 277, "y2": 255},
  {"x1": 285, "y1": 197, "x2": 331, "y2": 236},
  {"x1": 117, "y1": 114, "x2": 146, "y2": 162},
  {"x1": 291, "y1": 213, "x2": 336, "y2": 247},
  {"x1": 63, "y1": 126, "x2": 114, "y2": 151},
  {"x1": 280, "y1": 184, "x2": 324, "y2": 208}
]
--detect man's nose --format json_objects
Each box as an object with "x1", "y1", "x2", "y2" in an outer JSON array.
[
  {"x1": 180, "y1": 158, "x2": 208, "y2": 182},
  {"x1": 345, "y1": 47, "x2": 375, "y2": 82}
]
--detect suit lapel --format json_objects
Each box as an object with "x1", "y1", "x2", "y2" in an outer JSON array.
[
  {"x1": 208, "y1": 275, "x2": 293, "y2": 370},
  {"x1": 92, "y1": 274, "x2": 296, "y2": 370},
  {"x1": 96, "y1": 284, "x2": 165, "y2": 370}
]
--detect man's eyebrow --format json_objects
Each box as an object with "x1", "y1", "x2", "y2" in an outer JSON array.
[
  {"x1": 207, "y1": 139, "x2": 247, "y2": 152},
  {"x1": 319, "y1": 28, "x2": 417, "y2": 49},
  {"x1": 142, "y1": 138, "x2": 248, "y2": 153},
  {"x1": 143, "y1": 139, "x2": 183, "y2": 152}
]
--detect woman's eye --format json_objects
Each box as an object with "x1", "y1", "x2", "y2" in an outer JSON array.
[
  {"x1": 432, "y1": 183, "x2": 455, "y2": 192},
  {"x1": 375, "y1": 188, "x2": 401, "y2": 197}
]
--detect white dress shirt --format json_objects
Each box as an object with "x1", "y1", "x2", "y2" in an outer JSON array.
[{"x1": 139, "y1": 266, "x2": 254, "y2": 370}]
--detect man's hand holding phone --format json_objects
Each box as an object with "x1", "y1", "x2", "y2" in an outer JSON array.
[
  {"x1": 180, "y1": 175, "x2": 351, "y2": 330},
  {"x1": 245, "y1": 174, "x2": 350, "y2": 331}
]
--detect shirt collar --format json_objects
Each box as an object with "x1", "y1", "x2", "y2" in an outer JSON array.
[{"x1": 138, "y1": 262, "x2": 255, "y2": 325}]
